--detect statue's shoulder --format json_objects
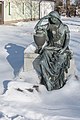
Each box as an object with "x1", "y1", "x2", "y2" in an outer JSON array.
[{"x1": 62, "y1": 23, "x2": 70, "y2": 32}]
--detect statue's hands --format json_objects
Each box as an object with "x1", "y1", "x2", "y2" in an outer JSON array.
[
  {"x1": 42, "y1": 41, "x2": 47, "y2": 49},
  {"x1": 59, "y1": 49, "x2": 65, "y2": 54},
  {"x1": 39, "y1": 42, "x2": 47, "y2": 54}
]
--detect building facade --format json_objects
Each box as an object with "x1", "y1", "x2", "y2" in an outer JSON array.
[
  {"x1": 0, "y1": 0, "x2": 54, "y2": 24},
  {"x1": 0, "y1": 1, "x2": 4, "y2": 24}
]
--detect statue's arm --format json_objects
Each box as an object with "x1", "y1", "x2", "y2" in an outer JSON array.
[
  {"x1": 60, "y1": 25, "x2": 70, "y2": 54},
  {"x1": 34, "y1": 15, "x2": 49, "y2": 30},
  {"x1": 64, "y1": 25, "x2": 70, "y2": 49}
]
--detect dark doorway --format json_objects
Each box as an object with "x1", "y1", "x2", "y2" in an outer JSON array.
[{"x1": 0, "y1": 1, "x2": 4, "y2": 24}]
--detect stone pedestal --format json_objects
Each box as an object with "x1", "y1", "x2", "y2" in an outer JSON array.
[
  {"x1": 23, "y1": 42, "x2": 40, "y2": 72},
  {"x1": 23, "y1": 44, "x2": 41, "y2": 84},
  {"x1": 24, "y1": 52, "x2": 39, "y2": 72}
]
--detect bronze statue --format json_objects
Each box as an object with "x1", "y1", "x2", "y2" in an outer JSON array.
[{"x1": 34, "y1": 11, "x2": 72, "y2": 91}]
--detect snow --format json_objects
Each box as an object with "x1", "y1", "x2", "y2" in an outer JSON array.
[{"x1": 0, "y1": 16, "x2": 80, "y2": 120}]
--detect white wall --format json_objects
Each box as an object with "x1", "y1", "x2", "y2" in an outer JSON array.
[{"x1": 4, "y1": 0, "x2": 54, "y2": 23}]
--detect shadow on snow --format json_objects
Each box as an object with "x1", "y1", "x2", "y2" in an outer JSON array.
[
  {"x1": 3, "y1": 80, "x2": 11, "y2": 94},
  {"x1": 5, "y1": 43, "x2": 25, "y2": 77}
]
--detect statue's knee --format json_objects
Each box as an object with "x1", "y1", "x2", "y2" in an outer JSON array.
[{"x1": 40, "y1": 60, "x2": 44, "y2": 64}]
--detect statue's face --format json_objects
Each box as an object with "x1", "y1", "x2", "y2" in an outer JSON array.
[
  {"x1": 49, "y1": 16, "x2": 60, "y2": 30},
  {"x1": 49, "y1": 16, "x2": 60, "y2": 25}
]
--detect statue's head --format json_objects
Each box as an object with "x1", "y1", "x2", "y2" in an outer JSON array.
[{"x1": 48, "y1": 11, "x2": 61, "y2": 27}]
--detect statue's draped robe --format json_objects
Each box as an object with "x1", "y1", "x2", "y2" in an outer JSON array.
[{"x1": 39, "y1": 23, "x2": 72, "y2": 91}]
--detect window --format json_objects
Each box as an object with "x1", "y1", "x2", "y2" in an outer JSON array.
[
  {"x1": 0, "y1": 3, "x2": 2, "y2": 16},
  {"x1": 8, "y1": 2, "x2": 11, "y2": 15},
  {"x1": 22, "y1": 3, "x2": 24, "y2": 14}
]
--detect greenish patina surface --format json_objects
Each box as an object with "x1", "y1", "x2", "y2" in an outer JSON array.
[{"x1": 34, "y1": 11, "x2": 72, "y2": 91}]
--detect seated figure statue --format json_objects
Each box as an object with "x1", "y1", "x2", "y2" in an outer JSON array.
[{"x1": 33, "y1": 11, "x2": 72, "y2": 91}]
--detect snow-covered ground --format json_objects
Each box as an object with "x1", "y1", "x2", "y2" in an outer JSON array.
[{"x1": 0, "y1": 17, "x2": 80, "y2": 120}]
